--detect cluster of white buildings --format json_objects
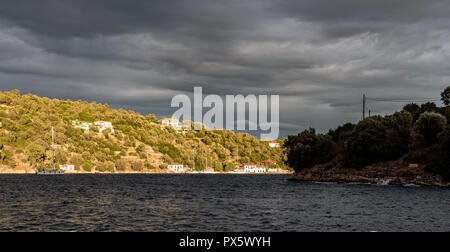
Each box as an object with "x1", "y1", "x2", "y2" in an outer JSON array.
[
  {"x1": 232, "y1": 160, "x2": 281, "y2": 173},
  {"x1": 161, "y1": 118, "x2": 178, "y2": 127},
  {"x1": 73, "y1": 121, "x2": 115, "y2": 133},
  {"x1": 269, "y1": 142, "x2": 280, "y2": 148},
  {"x1": 161, "y1": 117, "x2": 193, "y2": 131},
  {"x1": 242, "y1": 164, "x2": 267, "y2": 173},
  {"x1": 164, "y1": 160, "x2": 283, "y2": 173},
  {"x1": 168, "y1": 163, "x2": 184, "y2": 172}
]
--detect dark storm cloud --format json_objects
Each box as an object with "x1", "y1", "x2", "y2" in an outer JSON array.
[
  {"x1": 0, "y1": 0, "x2": 264, "y2": 38},
  {"x1": 0, "y1": 0, "x2": 449, "y2": 137}
]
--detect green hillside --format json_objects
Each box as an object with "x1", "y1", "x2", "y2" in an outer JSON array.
[{"x1": 0, "y1": 90, "x2": 286, "y2": 173}]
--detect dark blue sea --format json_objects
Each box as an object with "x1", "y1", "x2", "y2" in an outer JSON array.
[{"x1": 0, "y1": 174, "x2": 449, "y2": 232}]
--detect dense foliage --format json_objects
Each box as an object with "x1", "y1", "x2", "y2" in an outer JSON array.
[
  {"x1": 0, "y1": 90, "x2": 286, "y2": 172},
  {"x1": 285, "y1": 86, "x2": 450, "y2": 181},
  {"x1": 284, "y1": 129, "x2": 334, "y2": 171}
]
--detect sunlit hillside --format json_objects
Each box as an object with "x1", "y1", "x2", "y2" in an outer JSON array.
[{"x1": 0, "y1": 90, "x2": 286, "y2": 173}]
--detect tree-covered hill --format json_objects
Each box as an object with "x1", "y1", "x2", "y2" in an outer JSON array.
[
  {"x1": 0, "y1": 90, "x2": 286, "y2": 173},
  {"x1": 285, "y1": 86, "x2": 450, "y2": 183}
]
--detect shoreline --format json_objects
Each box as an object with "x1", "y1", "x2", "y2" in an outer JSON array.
[
  {"x1": 291, "y1": 171, "x2": 450, "y2": 187},
  {"x1": 0, "y1": 170, "x2": 292, "y2": 175},
  {"x1": 1, "y1": 169, "x2": 448, "y2": 187},
  {"x1": 2, "y1": 168, "x2": 448, "y2": 187}
]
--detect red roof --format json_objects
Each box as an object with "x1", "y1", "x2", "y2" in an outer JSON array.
[
  {"x1": 168, "y1": 163, "x2": 183, "y2": 166},
  {"x1": 262, "y1": 159, "x2": 277, "y2": 164}
]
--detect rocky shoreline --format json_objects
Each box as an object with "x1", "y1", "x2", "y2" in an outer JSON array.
[{"x1": 290, "y1": 164, "x2": 450, "y2": 187}]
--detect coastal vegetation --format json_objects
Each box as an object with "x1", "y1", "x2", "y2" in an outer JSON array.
[
  {"x1": 0, "y1": 90, "x2": 286, "y2": 173},
  {"x1": 285, "y1": 86, "x2": 450, "y2": 183}
]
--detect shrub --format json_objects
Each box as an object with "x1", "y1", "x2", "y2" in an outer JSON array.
[
  {"x1": 145, "y1": 162, "x2": 155, "y2": 170},
  {"x1": 138, "y1": 152, "x2": 147, "y2": 159},
  {"x1": 412, "y1": 112, "x2": 447, "y2": 147},
  {"x1": 131, "y1": 161, "x2": 143, "y2": 171},
  {"x1": 214, "y1": 162, "x2": 223, "y2": 172},
  {"x1": 426, "y1": 158, "x2": 450, "y2": 181},
  {"x1": 115, "y1": 159, "x2": 127, "y2": 171},
  {"x1": 70, "y1": 153, "x2": 83, "y2": 170},
  {"x1": 96, "y1": 161, "x2": 115, "y2": 172},
  {"x1": 82, "y1": 161, "x2": 93, "y2": 172},
  {"x1": 0, "y1": 145, "x2": 12, "y2": 164},
  {"x1": 224, "y1": 163, "x2": 235, "y2": 172}
]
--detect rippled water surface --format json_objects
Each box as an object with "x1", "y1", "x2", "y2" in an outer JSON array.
[{"x1": 0, "y1": 174, "x2": 449, "y2": 231}]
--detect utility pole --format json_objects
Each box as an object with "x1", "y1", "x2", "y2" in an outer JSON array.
[
  {"x1": 362, "y1": 94, "x2": 366, "y2": 120},
  {"x1": 369, "y1": 110, "x2": 371, "y2": 117}
]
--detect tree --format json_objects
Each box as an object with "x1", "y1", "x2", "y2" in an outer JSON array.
[
  {"x1": 343, "y1": 113, "x2": 412, "y2": 168},
  {"x1": 441, "y1": 86, "x2": 450, "y2": 106},
  {"x1": 284, "y1": 128, "x2": 335, "y2": 172},
  {"x1": 383, "y1": 111, "x2": 413, "y2": 156},
  {"x1": 403, "y1": 103, "x2": 421, "y2": 121},
  {"x1": 412, "y1": 112, "x2": 447, "y2": 147},
  {"x1": 421, "y1": 102, "x2": 438, "y2": 113},
  {"x1": 26, "y1": 143, "x2": 46, "y2": 166},
  {"x1": 55, "y1": 150, "x2": 68, "y2": 164},
  {"x1": 425, "y1": 126, "x2": 450, "y2": 181},
  {"x1": 70, "y1": 153, "x2": 83, "y2": 170}
]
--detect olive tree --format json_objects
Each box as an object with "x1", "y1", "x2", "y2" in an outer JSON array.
[
  {"x1": 441, "y1": 86, "x2": 450, "y2": 106},
  {"x1": 413, "y1": 112, "x2": 447, "y2": 146}
]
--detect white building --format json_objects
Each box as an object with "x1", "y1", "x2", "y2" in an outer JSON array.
[
  {"x1": 94, "y1": 121, "x2": 115, "y2": 133},
  {"x1": 161, "y1": 117, "x2": 183, "y2": 130},
  {"x1": 73, "y1": 121, "x2": 114, "y2": 133},
  {"x1": 162, "y1": 117, "x2": 179, "y2": 127},
  {"x1": 269, "y1": 142, "x2": 280, "y2": 148},
  {"x1": 168, "y1": 163, "x2": 184, "y2": 172},
  {"x1": 60, "y1": 164, "x2": 75, "y2": 172},
  {"x1": 73, "y1": 121, "x2": 92, "y2": 131},
  {"x1": 243, "y1": 164, "x2": 266, "y2": 173}
]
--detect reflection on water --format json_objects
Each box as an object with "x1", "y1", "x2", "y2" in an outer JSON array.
[{"x1": 0, "y1": 174, "x2": 449, "y2": 231}]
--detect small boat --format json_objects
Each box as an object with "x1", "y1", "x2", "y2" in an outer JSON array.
[
  {"x1": 36, "y1": 127, "x2": 65, "y2": 175},
  {"x1": 36, "y1": 168, "x2": 65, "y2": 175}
]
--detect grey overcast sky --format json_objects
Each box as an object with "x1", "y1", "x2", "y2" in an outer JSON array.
[{"x1": 0, "y1": 0, "x2": 449, "y2": 138}]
